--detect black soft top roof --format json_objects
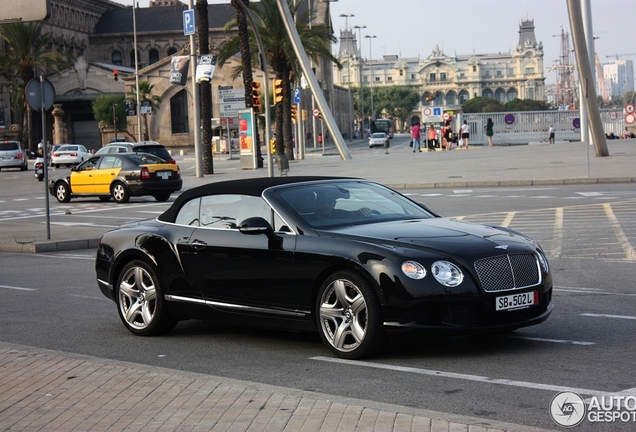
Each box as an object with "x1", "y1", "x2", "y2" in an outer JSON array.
[{"x1": 158, "y1": 176, "x2": 357, "y2": 223}]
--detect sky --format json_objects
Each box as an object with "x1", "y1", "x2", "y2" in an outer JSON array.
[{"x1": 114, "y1": 0, "x2": 636, "y2": 85}]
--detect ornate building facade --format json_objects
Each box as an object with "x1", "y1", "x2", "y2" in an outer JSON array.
[
  {"x1": 0, "y1": 0, "x2": 341, "y2": 150},
  {"x1": 334, "y1": 19, "x2": 546, "y2": 126}
]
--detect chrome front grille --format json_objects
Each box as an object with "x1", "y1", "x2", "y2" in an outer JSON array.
[{"x1": 474, "y1": 253, "x2": 541, "y2": 292}]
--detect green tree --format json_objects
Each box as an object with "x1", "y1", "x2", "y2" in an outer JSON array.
[
  {"x1": 0, "y1": 22, "x2": 69, "y2": 152},
  {"x1": 92, "y1": 94, "x2": 127, "y2": 131},
  {"x1": 504, "y1": 98, "x2": 550, "y2": 111},
  {"x1": 196, "y1": 0, "x2": 214, "y2": 174},
  {"x1": 217, "y1": 0, "x2": 340, "y2": 160},
  {"x1": 127, "y1": 81, "x2": 161, "y2": 141},
  {"x1": 373, "y1": 86, "x2": 419, "y2": 129},
  {"x1": 461, "y1": 96, "x2": 504, "y2": 113}
]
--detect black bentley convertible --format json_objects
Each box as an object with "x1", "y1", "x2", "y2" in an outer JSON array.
[{"x1": 95, "y1": 177, "x2": 553, "y2": 359}]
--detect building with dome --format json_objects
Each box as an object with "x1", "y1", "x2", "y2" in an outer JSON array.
[{"x1": 334, "y1": 19, "x2": 546, "y2": 128}]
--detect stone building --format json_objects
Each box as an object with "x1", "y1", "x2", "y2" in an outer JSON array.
[
  {"x1": 334, "y1": 19, "x2": 546, "y2": 127},
  {"x1": 0, "y1": 0, "x2": 343, "y2": 150}
]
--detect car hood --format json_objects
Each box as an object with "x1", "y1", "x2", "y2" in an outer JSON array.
[{"x1": 319, "y1": 217, "x2": 536, "y2": 256}]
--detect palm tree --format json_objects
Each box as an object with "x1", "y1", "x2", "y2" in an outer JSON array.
[
  {"x1": 230, "y1": 0, "x2": 262, "y2": 167},
  {"x1": 127, "y1": 81, "x2": 161, "y2": 141},
  {"x1": 0, "y1": 22, "x2": 69, "y2": 152},
  {"x1": 196, "y1": 0, "x2": 214, "y2": 175},
  {"x1": 217, "y1": 0, "x2": 339, "y2": 160}
]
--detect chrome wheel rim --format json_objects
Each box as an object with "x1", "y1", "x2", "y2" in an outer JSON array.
[
  {"x1": 118, "y1": 266, "x2": 157, "y2": 330},
  {"x1": 55, "y1": 184, "x2": 66, "y2": 201},
  {"x1": 113, "y1": 184, "x2": 125, "y2": 202},
  {"x1": 319, "y1": 279, "x2": 367, "y2": 353}
]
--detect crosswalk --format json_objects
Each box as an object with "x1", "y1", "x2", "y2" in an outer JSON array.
[{"x1": 454, "y1": 200, "x2": 636, "y2": 261}]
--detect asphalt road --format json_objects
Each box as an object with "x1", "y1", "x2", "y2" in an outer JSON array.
[{"x1": 1, "y1": 182, "x2": 636, "y2": 430}]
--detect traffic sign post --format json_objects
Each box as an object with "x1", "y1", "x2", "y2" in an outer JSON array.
[{"x1": 183, "y1": 10, "x2": 195, "y2": 35}]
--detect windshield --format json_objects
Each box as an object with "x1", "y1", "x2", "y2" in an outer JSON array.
[
  {"x1": 371, "y1": 133, "x2": 386, "y2": 139},
  {"x1": 276, "y1": 181, "x2": 434, "y2": 229}
]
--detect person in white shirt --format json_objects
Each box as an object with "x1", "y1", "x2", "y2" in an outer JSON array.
[
  {"x1": 548, "y1": 125, "x2": 556, "y2": 144},
  {"x1": 460, "y1": 120, "x2": 470, "y2": 149}
]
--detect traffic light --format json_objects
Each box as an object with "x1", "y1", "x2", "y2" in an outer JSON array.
[
  {"x1": 273, "y1": 79, "x2": 285, "y2": 104},
  {"x1": 291, "y1": 105, "x2": 297, "y2": 122},
  {"x1": 113, "y1": 69, "x2": 119, "y2": 81},
  {"x1": 251, "y1": 81, "x2": 262, "y2": 114}
]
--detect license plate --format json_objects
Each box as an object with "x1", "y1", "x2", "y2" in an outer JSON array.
[
  {"x1": 496, "y1": 291, "x2": 538, "y2": 311},
  {"x1": 35, "y1": 168, "x2": 43, "y2": 174},
  {"x1": 157, "y1": 171, "x2": 171, "y2": 179}
]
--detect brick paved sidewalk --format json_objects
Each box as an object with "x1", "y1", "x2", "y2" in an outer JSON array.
[{"x1": 0, "y1": 343, "x2": 552, "y2": 432}]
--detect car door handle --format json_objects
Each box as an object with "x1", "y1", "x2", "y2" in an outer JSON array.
[{"x1": 190, "y1": 239, "x2": 207, "y2": 250}]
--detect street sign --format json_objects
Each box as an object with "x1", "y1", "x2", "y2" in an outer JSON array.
[
  {"x1": 293, "y1": 87, "x2": 301, "y2": 104},
  {"x1": 183, "y1": 10, "x2": 195, "y2": 35},
  {"x1": 625, "y1": 103, "x2": 635, "y2": 114},
  {"x1": 573, "y1": 118, "x2": 581, "y2": 129},
  {"x1": 442, "y1": 113, "x2": 451, "y2": 121},
  {"x1": 626, "y1": 113, "x2": 636, "y2": 125},
  {"x1": 312, "y1": 108, "x2": 320, "y2": 118},
  {"x1": 609, "y1": 111, "x2": 618, "y2": 120},
  {"x1": 219, "y1": 86, "x2": 246, "y2": 118},
  {"x1": 504, "y1": 113, "x2": 515, "y2": 125},
  {"x1": 25, "y1": 78, "x2": 55, "y2": 112},
  {"x1": 421, "y1": 106, "x2": 443, "y2": 123}
]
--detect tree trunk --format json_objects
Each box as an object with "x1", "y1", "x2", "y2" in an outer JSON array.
[{"x1": 196, "y1": 0, "x2": 214, "y2": 174}]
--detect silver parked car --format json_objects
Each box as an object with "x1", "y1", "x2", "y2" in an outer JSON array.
[
  {"x1": 0, "y1": 140, "x2": 28, "y2": 171},
  {"x1": 368, "y1": 132, "x2": 389, "y2": 148},
  {"x1": 50, "y1": 144, "x2": 91, "y2": 168}
]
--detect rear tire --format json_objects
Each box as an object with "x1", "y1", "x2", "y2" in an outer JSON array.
[
  {"x1": 111, "y1": 181, "x2": 130, "y2": 203},
  {"x1": 154, "y1": 192, "x2": 171, "y2": 202},
  {"x1": 115, "y1": 260, "x2": 178, "y2": 336},
  {"x1": 316, "y1": 270, "x2": 386, "y2": 359}
]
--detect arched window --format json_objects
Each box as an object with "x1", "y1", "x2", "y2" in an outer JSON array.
[
  {"x1": 445, "y1": 91, "x2": 457, "y2": 105},
  {"x1": 458, "y1": 90, "x2": 469, "y2": 105},
  {"x1": 111, "y1": 51, "x2": 122, "y2": 66},
  {"x1": 434, "y1": 92, "x2": 443, "y2": 106},
  {"x1": 171, "y1": 90, "x2": 189, "y2": 134},
  {"x1": 495, "y1": 88, "x2": 506, "y2": 104},
  {"x1": 167, "y1": 47, "x2": 177, "y2": 56},
  {"x1": 149, "y1": 48, "x2": 159, "y2": 65},
  {"x1": 482, "y1": 88, "x2": 493, "y2": 99},
  {"x1": 507, "y1": 88, "x2": 518, "y2": 101},
  {"x1": 130, "y1": 50, "x2": 140, "y2": 67}
]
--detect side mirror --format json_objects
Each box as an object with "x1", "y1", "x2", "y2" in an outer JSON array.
[{"x1": 238, "y1": 217, "x2": 282, "y2": 249}]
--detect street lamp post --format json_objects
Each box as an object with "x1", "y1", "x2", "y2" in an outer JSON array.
[
  {"x1": 365, "y1": 34, "x2": 376, "y2": 121},
  {"x1": 339, "y1": 13, "x2": 354, "y2": 142},
  {"x1": 353, "y1": 24, "x2": 365, "y2": 135},
  {"x1": 131, "y1": 2, "x2": 141, "y2": 141}
]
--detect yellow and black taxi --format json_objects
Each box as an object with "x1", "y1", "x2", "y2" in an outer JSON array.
[{"x1": 49, "y1": 152, "x2": 182, "y2": 203}]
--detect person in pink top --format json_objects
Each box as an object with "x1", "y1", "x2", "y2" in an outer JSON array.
[{"x1": 411, "y1": 122, "x2": 421, "y2": 152}]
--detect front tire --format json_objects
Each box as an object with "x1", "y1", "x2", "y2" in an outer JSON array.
[
  {"x1": 116, "y1": 260, "x2": 178, "y2": 336},
  {"x1": 316, "y1": 270, "x2": 385, "y2": 359},
  {"x1": 153, "y1": 192, "x2": 171, "y2": 202},
  {"x1": 111, "y1": 181, "x2": 130, "y2": 203},
  {"x1": 54, "y1": 181, "x2": 71, "y2": 203}
]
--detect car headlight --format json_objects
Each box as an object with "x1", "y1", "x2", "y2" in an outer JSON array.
[
  {"x1": 431, "y1": 261, "x2": 463, "y2": 287},
  {"x1": 536, "y1": 249, "x2": 549, "y2": 273},
  {"x1": 401, "y1": 261, "x2": 426, "y2": 279}
]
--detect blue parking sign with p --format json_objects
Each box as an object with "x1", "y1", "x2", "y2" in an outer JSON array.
[{"x1": 183, "y1": 10, "x2": 195, "y2": 35}]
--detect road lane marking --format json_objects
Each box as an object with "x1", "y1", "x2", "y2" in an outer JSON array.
[
  {"x1": 311, "y1": 356, "x2": 606, "y2": 396},
  {"x1": 581, "y1": 313, "x2": 636, "y2": 320},
  {"x1": 550, "y1": 207, "x2": 563, "y2": 258},
  {"x1": 0, "y1": 284, "x2": 36, "y2": 291},
  {"x1": 603, "y1": 203, "x2": 636, "y2": 261},
  {"x1": 502, "y1": 336, "x2": 595, "y2": 345},
  {"x1": 500, "y1": 211, "x2": 515, "y2": 228}
]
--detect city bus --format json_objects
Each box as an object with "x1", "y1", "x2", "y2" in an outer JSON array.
[{"x1": 370, "y1": 119, "x2": 394, "y2": 139}]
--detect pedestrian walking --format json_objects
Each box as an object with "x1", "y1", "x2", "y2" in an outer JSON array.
[
  {"x1": 317, "y1": 133, "x2": 323, "y2": 147},
  {"x1": 485, "y1": 118, "x2": 494, "y2": 147},
  {"x1": 427, "y1": 124, "x2": 437, "y2": 152},
  {"x1": 411, "y1": 122, "x2": 421, "y2": 152},
  {"x1": 548, "y1": 125, "x2": 555, "y2": 144},
  {"x1": 460, "y1": 120, "x2": 470, "y2": 149},
  {"x1": 442, "y1": 121, "x2": 453, "y2": 150}
]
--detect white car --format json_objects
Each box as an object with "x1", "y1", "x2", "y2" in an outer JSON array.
[
  {"x1": 51, "y1": 144, "x2": 91, "y2": 168},
  {"x1": 368, "y1": 132, "x2": 389, "y2": 148}
]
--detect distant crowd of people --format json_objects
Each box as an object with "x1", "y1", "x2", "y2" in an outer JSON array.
[{"x1": 607, "y1": 127, "x2": 636, "y2": 140}]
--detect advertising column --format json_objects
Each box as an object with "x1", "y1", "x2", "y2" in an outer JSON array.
[{"x1": 238, "y1": 108, "x2": 257, "y2": 169}]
